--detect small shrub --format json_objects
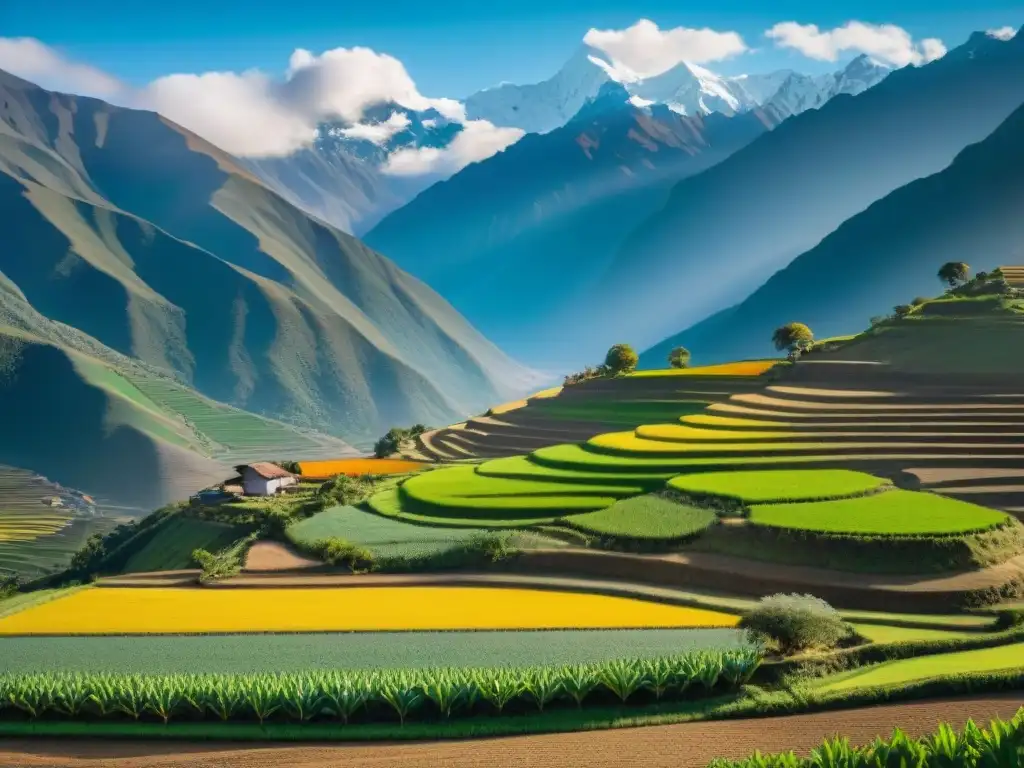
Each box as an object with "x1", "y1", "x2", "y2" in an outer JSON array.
[
  {"x1": 911, "y1": 296, "x2": 929, "y2": 306},
  {"x1": 310, "y1": 537, "x2": 375, "y2": 571},
  {"x1": 668, "y1": 346, "x2": 691, "y2": 369},
  {"x1": 893, "y1": 304, "x2": 913, "y2": 319},
  {"x1": 604, "y1": 344, "x2": 639, "y2": 375},
  {"x1": 564, "y1": 365, "x2": 609, "y2": 386},
  {"x1": 738, "y1": 594, "x2": 851, "y2": 656},
  {"x1": 373, "y1": 425, "x2": 431, "y2": 458},
  {"x1": 0, "y1": 575, "x2": 19, "y2": 599},
  {"x1": 938, "y1": 261, "x2": 970, "y2": 288}
]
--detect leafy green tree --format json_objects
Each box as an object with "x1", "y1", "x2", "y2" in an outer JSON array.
[
  {"x1": 938, "y1": 261, "x2": 970, "y2": 288},
  {"x1": 668, "y1": 346, "x2": 691, "y2": 369},
  {"x1": 604, "y1": 344, "x2": 639, "y2": 375},
  {"x1": 893, "y1": 304, "x2": 913, "y2": 319},
  {"x1": 771, "y1": 323, "x2": 814, "y2": 353},
  {"x1": 911, "y1": 296, "x2": 929, "y2": 306}
]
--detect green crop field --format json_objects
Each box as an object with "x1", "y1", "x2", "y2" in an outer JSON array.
[
  {"x1": 397, "y1": 465, "x2": 643, "y2": 521},
  {"x1": 525, "y1": 400, "x2": 710, "y2": 425},
  {"x1": 749, "y1": 489, "x2": 1010, "y2": 536},
  {"x1": 0, "y1": 628, "x2": 750, "y2": 674},
  {"x1": 532, "y1": 443, "x2": 841, "y2": 471},
  {"x1": 121, "y1": 516, "x2": 252, "y2": 573},
  {"x1": 565, "y1": 495, "x2": 717, "y2": 540},
  {"x1": 123, "y1": 372, "x2": 344, "y2": 461},
  {"x1": 288, "y1": 505, "x2": 493, "y2": 558},
  {"x1": 667, "y1": 469, "x2": 890, "y2": 504},
  {"x1": 818, "y1": 642, "x2": 1024, "y2": 692}
]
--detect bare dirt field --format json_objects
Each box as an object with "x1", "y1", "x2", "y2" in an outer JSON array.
[
  {"x1": 1, "y1": 696, "x2": 1019, "y2": 768},
  {"x1": 243, "y1": 542, "x2": 319, "y2": 572}
]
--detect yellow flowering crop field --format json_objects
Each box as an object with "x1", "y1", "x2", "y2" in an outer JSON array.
[
  {"x1": 0, "y1": 586, "x2": 739, "y2": 635},
  {"x1": 298, "y1": 458, "x2": 427, "y2": 479},
  {"x1": 630, "y1": 361, "x2": 779, "y2": 377}
]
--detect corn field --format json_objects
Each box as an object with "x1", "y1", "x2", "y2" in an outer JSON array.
[
  {"x1": 0, "y1": 649, "x2": 758, "y2": 725},
  {"x1": 709, "y1": 708, "x2": 1024, "y2": 768}
]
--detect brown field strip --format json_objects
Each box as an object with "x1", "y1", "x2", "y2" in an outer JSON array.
[
  {"x1": 2, "y1": 696, "x2": 1020, "y2": 768},
  {"x1": 908, "y1": 468, "x2": 1024, "y2": 484},
  {"x1": 243, "y1": 542, "x2": 319, "y2": 572},
  {"x1": 732, "y1": 393, "x2": 1024, "y2": 411}
]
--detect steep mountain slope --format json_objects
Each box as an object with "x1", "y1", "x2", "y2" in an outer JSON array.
[
  {"x1": 247, "y1": 104, "x2": 464, "y2": 234},
  {"x1": 596, "y1": 30, "x2": 1024, "y2": 353},
  {"x1": 0, "y1": 69, "x2": 534, "y2": 448},
  {"x1": 640, "y1": 99, "x2": 1024, "y2": 367},
  {"x1": 365, "y1": 85, "x2": 780, "y2": 366}
]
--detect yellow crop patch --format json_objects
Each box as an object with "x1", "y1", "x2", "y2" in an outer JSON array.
[
  {"x1": 631, "y1": 360, "x2": 779, "y2": 377},
  {"x1": 682, "y1": 414, "x2": 792, "y2": 428},
  {"x1": 298, "y1": 458, "x2": 426, "y2": 478},
  {"x1": 636, "y1": 424, "x2": 795, "y2": 442},
  {"x1": 0, "y1": 587, "x2": 739, "y2": 634}
]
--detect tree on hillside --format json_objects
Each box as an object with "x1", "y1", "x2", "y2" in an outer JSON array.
[
  {"x1": 604, "y1": 344, "x2": 639, "y2": 375},
  {"x1": 772, "y1": 323, "x2": 814, "y2": 353},
  {"x1": 938, "y1": 261, "x2": 970, "y2": 288},
  {"x1": 668, "y1": 346, "x2": 691, "y2": 369},
  {"x1": 893, "y1": 304, "x2": 913, "y2": 319}
]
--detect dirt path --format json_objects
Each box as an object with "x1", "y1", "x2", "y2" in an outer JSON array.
[{"x1": 1, "y1": 696, "x2": 1019, "y2": 767}]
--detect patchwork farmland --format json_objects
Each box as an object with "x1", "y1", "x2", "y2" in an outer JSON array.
[{"x1": 1, "y1": 284, "x2": 1024, "y2": 762}]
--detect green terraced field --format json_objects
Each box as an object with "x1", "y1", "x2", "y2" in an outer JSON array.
[
  {"x1": 288, "y1": 505, "x2": 493, "y2": 558},
  {"x1": 475, "y1": 456, "x2": 674, "y2": 485},
  {"x1": 398, "y1": 465, "x2": 642, "y2": 521},
  {"x1": 566, "y1": 495, "x2": 717, "y2": 540},
  {"x1": 749, "y1": 490, "x2": 1010, "y2": 536},
  {"x1": 818, "y1": 642, "x2": 1024, "y2": 692},
  {"x1": 123, "y1": 372, "x2": 343, "y2": 460},
  {"x1": 531, "y1": 443, "x2": 841, "y2": 471},
  {"x1": 667, "y1": 470, "x2": 890, "y2": 504},
  {"x1": 525, "y1": 400, "x2": 710, "y2": 425},
  {"x1": 121, "y1": 516, "x2": 251, "y2": 573},
  {"x1": 368, "y1": 488, "x2": 573, "y2": 527},
  {"x1": 0, "y1": 628, "x2": 750, "y2": 674}
]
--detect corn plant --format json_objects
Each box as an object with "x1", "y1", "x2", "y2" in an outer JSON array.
[
  {"x1": 317, "y1": 672, "x2": 369, "y2": 724},
  {"x1": 474, "y1": 668, "x2": 522, "y2": 714},
  {"x1": 599, "y1": 659, "x2": 644, "y2": 703},
  {"x1": 560, "y1": 665, "x2": 599, "y2": 708},
  {"x1": 523, "y1": 667, "x2": 562, "y2": 713}
]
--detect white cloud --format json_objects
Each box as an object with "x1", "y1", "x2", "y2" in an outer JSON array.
[
  {"x1": 765, "y1": 21, "x2": 947, "y2": 67},
  {"x1": 987, "y1": 26, "x2": 1018, "y2": 41},
  {"x1": 337, "y1": 112, "x2": 412, "y2": 144},
  {"x1": 583, "y1": 19, "x2": 748, "y2": 80},
  {"x1": 0, "y1": 37, "x2": 492, "y2": 164},
  {"x1": 383, "y1": 120, "x2": 523, "y2": 176},
  {"x1": 0, "y1": 37, "x2": 124, "y2": 98}
]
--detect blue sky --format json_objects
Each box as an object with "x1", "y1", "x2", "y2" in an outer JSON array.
[{"x1": 2, "y1": 0, "x2": 1021, "y2": 97}]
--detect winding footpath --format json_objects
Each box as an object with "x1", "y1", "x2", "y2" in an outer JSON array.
[{"x1": 1, "y1": 696, "x2": 1020, "y2": 767}]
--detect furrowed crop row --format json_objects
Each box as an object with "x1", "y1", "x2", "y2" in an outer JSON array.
[
  {"x1": 710, "y1": 708, "x2": 1024, "y2": 768},
  {"x1": 0, "y1": 649, "x2": 759, "y2": 725}
]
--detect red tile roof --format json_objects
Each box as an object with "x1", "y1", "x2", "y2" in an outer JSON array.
[{"x1": 244, "y1": 462, "x2": 294, "y2": 480}]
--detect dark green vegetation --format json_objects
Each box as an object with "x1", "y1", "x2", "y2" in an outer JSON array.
[
  {"x1": 643, "y1": 90, "x2": 1024, "y2": 368},
  {"x1": 566, "y1": 495, "x2": 717, "y2": 544},
  {"x1": 0, "y1": 629, "x2": 749, "y2": 674},
  {"x1": 709, "y1": 709, "x2": 1024, "y2": 768},
  {"x1": 374, "y1": 425, "x2": 429, "y2": 458},
  {"x1": 739, "y1": 594, "x2": 853, "y2": 656},
  {"x1": 0, "y1": 648, "x2": 760, "y2": 725},
  {"x1": 0, "y1": 67, "x2": 532, "y2": 521},
  {"x1": 122, "y1": 516, "x2": 249, "y2": 573}
]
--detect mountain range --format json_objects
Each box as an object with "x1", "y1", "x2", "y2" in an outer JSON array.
[
  {"x1": 464, "y1": 45, "x2": 890, "y2": 134},
  {"x1": 365, "y1": 82, "x2": 783, "y2": 366},
  {"x1": 592, "y1": 29, "x2": 1024, "y2": 357},
  {"x1": 640, "y1": 95, "x2": 1024, "y2": 368},
  {"x1": 0, "y1": 68, "x2": 535, "y2": 505}
]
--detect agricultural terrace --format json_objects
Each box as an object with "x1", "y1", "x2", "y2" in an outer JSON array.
[
  {"x1": 298, "y1": 458, "x2": 426, "y2": 479},
  {"x1": 667, "y1": 470, "x2": 890, "y2": 503},
  {"x1": 629, "y1": 360, "x2": 780, "y2": 377},
  {"x1": 749, "y1": 491, "x2": 1010, "y2": 536},
  {"x1": 0, "y1": 586, "x2": 739, "y2": 634}
]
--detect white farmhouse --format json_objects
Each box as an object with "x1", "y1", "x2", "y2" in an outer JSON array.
[{"x1": 238, "y1": 463, "x2": 297, "y2": 496}]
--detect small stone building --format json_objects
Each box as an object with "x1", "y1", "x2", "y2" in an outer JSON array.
[{"x1": 237, "y1": 463, "x2": 297, "y2": 496}]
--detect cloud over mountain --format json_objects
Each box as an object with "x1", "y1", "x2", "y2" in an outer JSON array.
[
  {"x1": 766, "y1": 21, "x2": 946, "y2": 67},
  {"x1": 0, "y1": 37, "x2": 515, "y2": 168},
  {"x1": 583, "y1": 20, "x2": 748, "y2": 80}
]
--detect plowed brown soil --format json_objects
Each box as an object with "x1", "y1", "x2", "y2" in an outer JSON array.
[
  {"x1": 243, "y1": 542, "x2": 318, "y2": 572},
  {"x1": 1, "y1": 696, "x2": 1020, "y2": 767}
]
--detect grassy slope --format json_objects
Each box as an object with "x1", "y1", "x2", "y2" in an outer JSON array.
[
  {"x1": 0, "y1": 69, "x2": 534, "y2": 451},
  {"x1": 121, "y1": 516, "x2": 250, "y2": 573},
  {"x1": 567, "y1": 495, "x2": 717, "y2": 540}
]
